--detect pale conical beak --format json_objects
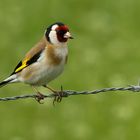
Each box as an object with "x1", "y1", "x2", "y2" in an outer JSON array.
[{"x1": 64, "y1": 32, "x2": 74, "y2": 39}]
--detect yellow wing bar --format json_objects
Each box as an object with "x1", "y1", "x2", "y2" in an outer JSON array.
[
  {"x1": 11, "y1": 49, "x2": 43, "y2": 75},
  {"x1": 15, "y1": 59, "x2": 29, "y2": 73}
]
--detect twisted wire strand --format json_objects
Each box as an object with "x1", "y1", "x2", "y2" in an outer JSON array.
[{"x1": 0, "y1": 85, "x2": 140, "y2": 102}]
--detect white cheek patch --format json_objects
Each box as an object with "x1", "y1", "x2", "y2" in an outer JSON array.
[
  {"x1": 49, "y1": 25, "x2": 59, "y2": 45},
  {"x1": 49, "y1": 30, "x2": 59, "y2": 45}
]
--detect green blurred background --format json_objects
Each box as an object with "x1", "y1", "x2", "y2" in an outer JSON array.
[{"x1": 0, "y1": 0, "x2": 140, "y2": 140}]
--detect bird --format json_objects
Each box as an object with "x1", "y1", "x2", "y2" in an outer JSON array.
[{"x1": 0, "y1": 22, "x2": 73, "y2": 103}]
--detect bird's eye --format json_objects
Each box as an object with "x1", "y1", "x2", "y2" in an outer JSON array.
[{"x1": 56, "y1": 30, "x2": 66, "y2": 35}]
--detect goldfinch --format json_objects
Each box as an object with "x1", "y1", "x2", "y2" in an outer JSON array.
[{"x1": 0, "y1": 22, "x2": 73, "y2": 102}]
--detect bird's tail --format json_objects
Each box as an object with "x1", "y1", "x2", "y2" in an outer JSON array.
[{"x1": 0, "y1": 74, "x2": 18, "y2": 88}]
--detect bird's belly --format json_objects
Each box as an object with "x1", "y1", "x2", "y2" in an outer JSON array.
[
  {"x1": 20, "y1": 61, "x2": 65, "y2": 86},
  {"x1": 35, "y1": 64, "x2": 64, "y2": 85}
]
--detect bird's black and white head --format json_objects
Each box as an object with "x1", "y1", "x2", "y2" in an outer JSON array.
[{"x1": 45, "y1": 22, "x2": 73, "y2": 46}]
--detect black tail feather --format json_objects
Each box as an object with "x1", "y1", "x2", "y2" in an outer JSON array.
[{"x1": 0, "y1": 80, "x2": 12, "y2": 88}]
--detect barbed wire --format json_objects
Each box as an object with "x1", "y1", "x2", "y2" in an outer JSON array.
[{"x1": 0, "y1": 85, "x2": 140, "y2": 102}]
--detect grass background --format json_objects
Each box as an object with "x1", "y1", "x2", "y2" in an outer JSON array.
[{"x1": 0, "y1": 0, "x2": 140, "y2": 140}]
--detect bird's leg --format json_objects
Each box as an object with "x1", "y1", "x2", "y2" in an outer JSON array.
[
  {"x1": 32, "y1": 86, "x2": 45, "y2": 104},
  {"x1": 43, "y1": 85, "x2": 64, "y2": 104},
  {"x1": 43, "y1": 85, "x2": 57, "y2": 93}
]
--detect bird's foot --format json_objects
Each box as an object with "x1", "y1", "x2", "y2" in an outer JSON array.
[
  {"x1": 35, "y1": 92, "x2": 45, "y2": 104},
  {"x1": 44, "y1": 85, "x2": 64, "y2": 105},
  {"x1": 53, "y1": 86, "x2": 64, "y2": 105}
]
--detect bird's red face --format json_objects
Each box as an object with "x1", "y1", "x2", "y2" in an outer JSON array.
[
  {"x1": 45, "y1": 22, "x2": 73, "y2": 45},
  {"x1": 55, "y1": 25, "x2": 72, "y2": 42}
]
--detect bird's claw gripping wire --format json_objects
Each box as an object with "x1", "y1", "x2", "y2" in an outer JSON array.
[
  {"x1": 35, "y1": 92, "x2": 45, "y2": 104},
  {"x1": 53, "y1": 85, "x2": 64, "y2": 105}
]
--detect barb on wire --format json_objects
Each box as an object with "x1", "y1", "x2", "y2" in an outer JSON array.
[{"x1": 0, "y1": 85, "x2": 140, "y2": 102}]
